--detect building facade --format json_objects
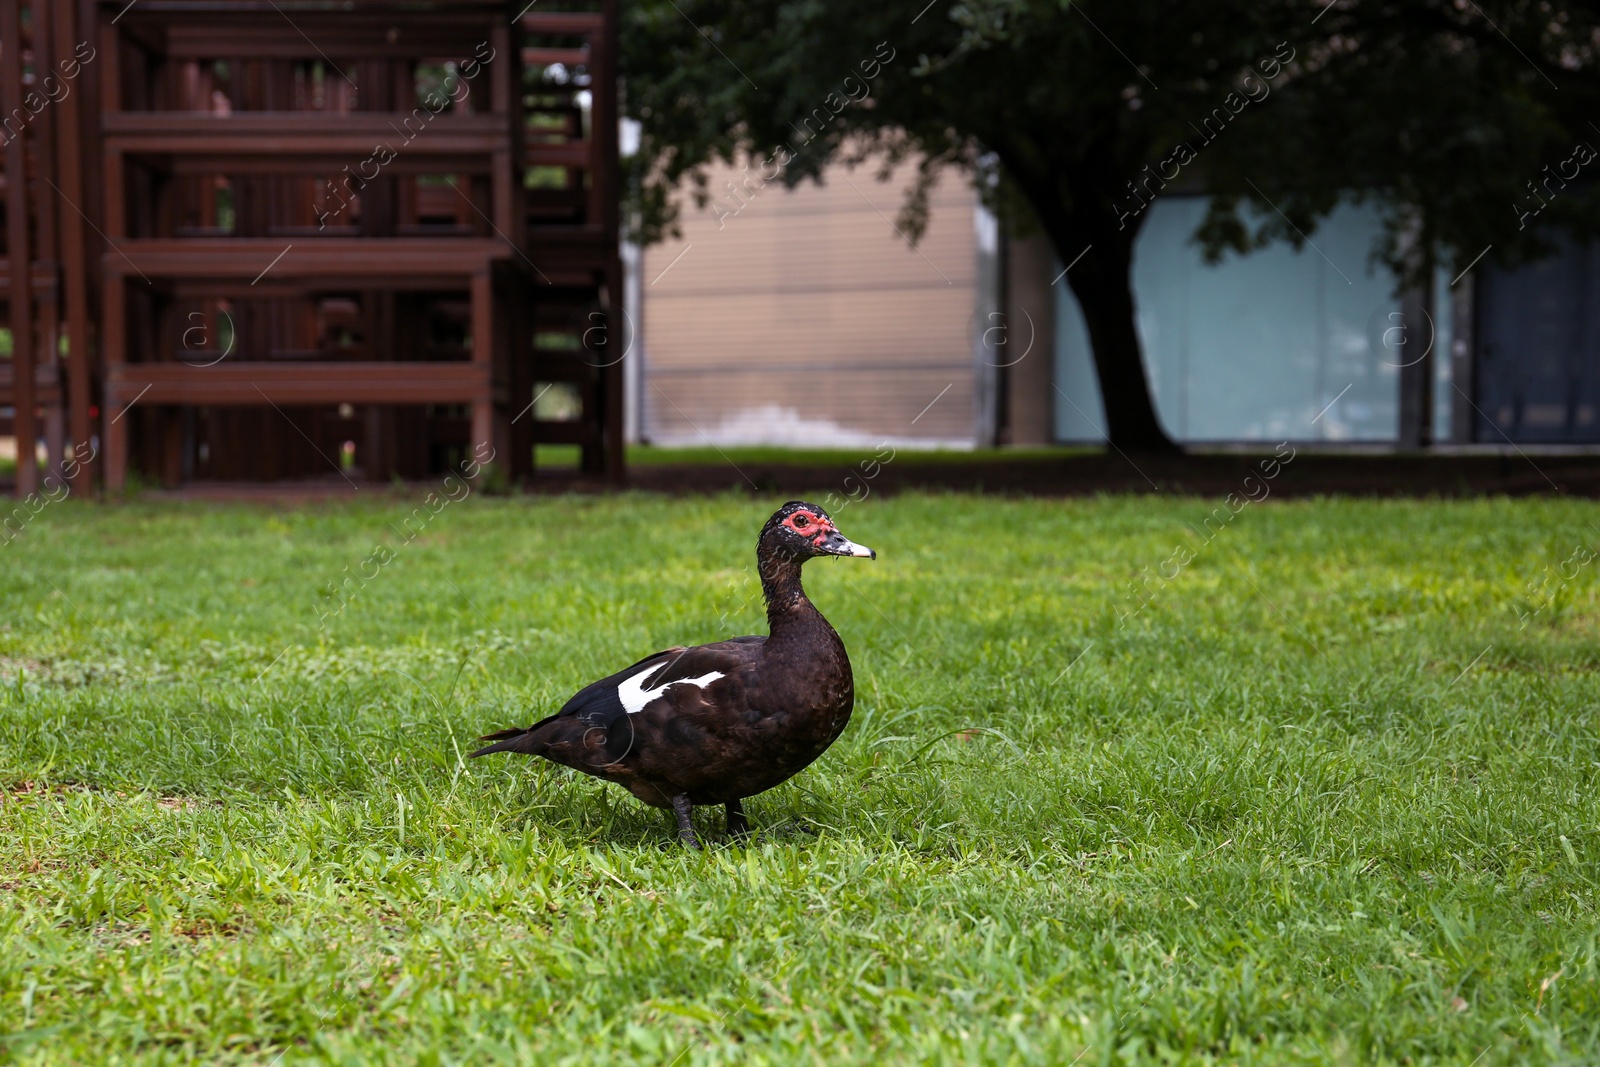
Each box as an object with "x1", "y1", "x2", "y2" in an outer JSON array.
[
  {"x1": 636, "y1": 170, "x2": 1597, "y2": 451},
  {"x1": 1034, "y1": 198, "x2": 1594, "y2": 449},
  {"x1": 636, "y1": 157, "x2": 991, "y2": 448}
]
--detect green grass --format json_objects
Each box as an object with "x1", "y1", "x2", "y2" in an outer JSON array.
[
  {"x1": 2, "y1": 491, "x2": 1599, "y2": 1064},
  {"x1": 534, "y1": 444, "x2": 582, "y2": 469}
]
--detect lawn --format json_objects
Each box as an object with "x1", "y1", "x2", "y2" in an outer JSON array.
[{"x1": 2, "y1": 489, "x2": 1598, "y2": 1064}]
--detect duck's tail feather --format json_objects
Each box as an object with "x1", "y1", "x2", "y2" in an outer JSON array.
[
  {"x1": 469, "y1": 711, "x2": 565, "y2": 757},
  {"x1": 469, "y1": 726, "x2": 542, "y2": 757}
]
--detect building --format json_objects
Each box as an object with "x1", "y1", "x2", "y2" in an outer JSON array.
[
  {"x1": 636, "y1": 156, "x2": 993, "y2": 448},
  {"x1": 1045, "y1": 199, "x2": 1431, "y2": 446},
  {"x1": 641, "y1": 171, "x2": 1599, "y2": 450}
]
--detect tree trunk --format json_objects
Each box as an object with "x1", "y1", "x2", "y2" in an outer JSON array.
[
  {"x1": 1000, "y1": 145, "x2": 1179, "y2": 454},
  {"x1": 1058, "y1": 234, "x2": 1178, "y2": 453}
]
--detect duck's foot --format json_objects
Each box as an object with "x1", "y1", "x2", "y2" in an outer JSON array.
[
  {"x1": 671, "y1": 794, "x2": 702, "y2": 849},
  {"x1": 725, "y1": 799, "x2": 750, "y2": 838}
]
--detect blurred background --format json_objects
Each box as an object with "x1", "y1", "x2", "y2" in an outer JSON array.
[{"x1": 3, "y1": 0, "x2": 1599, "y2": 497}]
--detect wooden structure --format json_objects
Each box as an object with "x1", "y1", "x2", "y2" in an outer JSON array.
[{"x1": 2, "y1": 0, "x2": 622, "y2": 496}]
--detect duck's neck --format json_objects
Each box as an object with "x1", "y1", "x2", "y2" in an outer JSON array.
[{"x1": 760, "y1": 550, "x2": 823, "y2": 639}]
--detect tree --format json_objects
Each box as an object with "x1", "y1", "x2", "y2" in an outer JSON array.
[{"x1": 621, "y1": 0, "x2": 1600, "y2": 452}]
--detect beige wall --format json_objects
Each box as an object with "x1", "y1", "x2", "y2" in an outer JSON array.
[{"x1": 640, "y1": 156, "x2": 981, "y2": 446}]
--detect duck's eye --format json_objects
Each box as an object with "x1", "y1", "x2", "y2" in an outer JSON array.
[{"x1": 793, "y1": 515, "x2": 810, "y2": 528}]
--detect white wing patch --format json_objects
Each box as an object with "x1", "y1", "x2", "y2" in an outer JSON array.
[{"x1": 617, "y1": 661, "x2": 726, "y2": 715}]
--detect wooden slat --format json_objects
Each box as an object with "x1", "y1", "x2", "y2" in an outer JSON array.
[
  {"x1": 522, "y1": 12, "x2": 604, "y2": 34},
  {"x1": 140, "y1": 13, "x2": 503, "y2": 61},
  {"x1": 526, "y1": 142, "x2": 591, "y2": 168},
  {"x1": 0, "y1": 262, "x2": 60, "y2": 295},
  {"x1": 105, "y1": 111, "x2": 509, "y2": 155},
  {"x1": 522, "y1": 47, "x2": 588, "y2": 66},
  {"x1": 104, "y1": 361, "x2": 491, "y2": 406},
  {"x1": 0, "y1": 362, "x2": 63, "y2": 405},
  {"x1": 525, "y1": 224, "x2": 611, "y2": 270},
  {"x1": 107, "y1": 1, "x2": 503, "y2": 5},
  {"x1": 152, "y1": 154, "x2": 504, "y2": 177},
  {"x1": 105, "y1": 238, "x2": 509, "y2": 277}
]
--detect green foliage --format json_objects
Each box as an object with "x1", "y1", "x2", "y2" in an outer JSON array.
[
  {"x1": 621, "y1": 0, "x2": 1600, "y2": 283},
  {"x1": 2, "y1": 492, "x2": 1600, "y2": 1063}
]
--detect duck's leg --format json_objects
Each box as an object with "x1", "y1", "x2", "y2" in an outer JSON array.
[
  {"x1": 725, "y1": 799, "x2": 750, "y2": 838},
  {"x1": 670, "y1": 794, "x2": 701, "y2": 849}
]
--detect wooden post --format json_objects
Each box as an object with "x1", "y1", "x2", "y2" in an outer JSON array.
[
  {"x1": 98, "y1": 21, "x2": 119, "y2": 117},
  {"x1": 470, "y1": 267, "x2": 496, "y2": 457},
  {"x1": 599, "y1": 0, "x2": 624, "y2": 482},
  {"x1": 492, "y1": 148, "x2": 513, "y2": 237},
  {"x1": 103, "y1": 271, "x2": 127, "y2": 491},
  {"x1": 103, "y1": 145, "x2": 126, "y2": 238},
  {"x1": 3, "y1": 0, "x2": 37, "y2": 497},
  {"x1": 32, "y1": 0, "x2": 65, "y2": 476},
  {"x1": 507, "y1": 263, "x2": 534, "y2": 481},
  {"x1": 502, "y1": 6, "x2": 526, "y2": 253},
  {"x1": 54, "y1": 0, "x2": 96, "y2": 489}
]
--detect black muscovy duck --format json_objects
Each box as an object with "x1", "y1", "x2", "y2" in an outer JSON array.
[{"x1": 471, "y1": 500, "x2": 875, "y2": 846}]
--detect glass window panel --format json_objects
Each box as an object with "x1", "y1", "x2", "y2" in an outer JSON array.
[
  {"x1": 1474, "y1": 234, "x2": 1600, "y2": 443},
  {"x1": 1054, "y1": 197, "x2": 1401, "y2": 442}
]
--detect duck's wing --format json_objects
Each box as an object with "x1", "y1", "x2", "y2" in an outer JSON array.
[
  {"x1": 555, "y1": 638, "x2": 762, "y2": 726},
  {"x1": 469, "y1": 637, "x2": 763, "y2": 758}
]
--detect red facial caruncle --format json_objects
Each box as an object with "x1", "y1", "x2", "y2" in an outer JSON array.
[{"x1": 782, "y1": 510, "x2": 833, "y2": 546}]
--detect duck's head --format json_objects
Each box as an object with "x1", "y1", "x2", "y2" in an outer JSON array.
[{"x1": 760, "y1": 500, "x2": 876, "y2": 562}]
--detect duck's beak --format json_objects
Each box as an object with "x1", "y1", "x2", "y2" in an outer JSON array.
[{"x1": 818, "y1": 529, "x2": 876, "y2": 559}]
